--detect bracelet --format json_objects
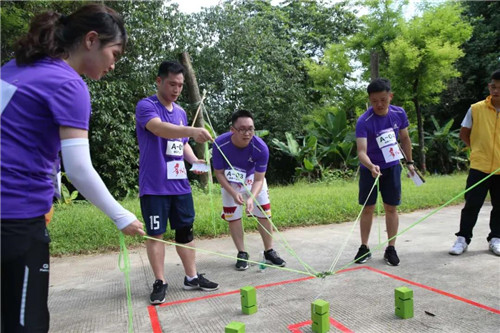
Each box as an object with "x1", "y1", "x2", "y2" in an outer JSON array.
[{"x1": 406, "y1": 161, "x2": 414, "y2": 165}]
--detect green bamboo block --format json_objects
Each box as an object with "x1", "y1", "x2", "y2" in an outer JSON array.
[
  {"x1": 395, "y1": 299, "x2": 414, "y2": 319},
  {"x1": 311, "y1": 299, "x2": 329, "y2": 315},
  {"x1": 395, "y1": 287, "x2": 413, "y2": 301},
  {"x1": 225, "y1": 321, "x2": 245, "y2": 333},
  {"x1": 240, "y1": 286, "x2": 257, "y2": 308},
  {"x1": 242, "y1": 305, "x2": 257, "y2": 315},
  {"x1": 312, "y1": 312, "x2": 330, "y2": 333}
]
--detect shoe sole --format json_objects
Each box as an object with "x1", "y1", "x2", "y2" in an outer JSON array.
[
  {"x1": 265, "y1": 260, "x2": 286, "y2": 267},
  {"x1": 183, "y1": 285, "x2": 220, "y2": 291},
  {"x1": 235, "y1": 265, "x2": 249, "y2": 271},
  {"x1": 489, "y1": 248, "x2": 500, "y2": 256},
  {"x1": 354, "y1": 255, "x2": 371, "y2": 264},
  {"x1": 150, "y1": 298, "x2": 166, "y2": 305},
  {"x1": 384, "y1": 257, "x2": 399, "y2": 266},
  {"x1": 449, "y1": 247, "x2": 467, "y2": 255}
]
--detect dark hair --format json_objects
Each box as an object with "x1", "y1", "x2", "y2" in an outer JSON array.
[
  {"x1": 491, "y1": 70, "x2": 500, "y2": 81},
  {"x1": 231, "y1": 109, "x2": 253, "y2": 126},
  {"x1": 367, "y1": 78, "x2": 391, "y2": 94},
  {"x1": 15, "y1": 4, "x2": 127, "y2": 66},
  {"x1": 158, "y1": 61, "x2": 185, "y2": 78}
]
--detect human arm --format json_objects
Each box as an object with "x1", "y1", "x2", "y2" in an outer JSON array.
[
  {"x1": 214, "y1": 169, "x2": 245, "y2": 205},
  {"x1": 245, "y1": 172, "x2": 265, "y2": 214},
  {"x1": 399, "y1": 127, "x2": 415, "y2": 176},
  {"x1": 145, "y1": 117, "x2": 212, "y2": 143},
  {"x1": 460, "y1": 127, "x2": 471, "y2": 147},
  {"x1": 459, "y1": 108, "x2": 472, "y2": 147},
  {"x1": 356, "y1": 137, "x2": 381, "y2": 177},
  {"x1": 59, "y1": 127, "x2": 145, "y2": 236}
]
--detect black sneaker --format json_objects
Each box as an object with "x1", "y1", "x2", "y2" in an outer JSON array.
[
  {"x1": 183, "y1": 273, "x2": 219, "y2": 291},
  {"x1": 264, "y1": 249, "x2": 286, "y2": 267},
  {"x1": 354, "y1": 245, "x2": 371, "y2": 264},
  {"x1": 384, "y1": 246, "x2": 400, "y2": 266},
  {"x1": 150, "y1": 279, "x2": 168, "y2": 305},
  {"x1": 236, "y1": 251, "x2": 249, "y2": 270}
]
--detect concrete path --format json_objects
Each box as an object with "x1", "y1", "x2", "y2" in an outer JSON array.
[{"x1": 48, "y1": 204, "x2": 500, "y2": 332}]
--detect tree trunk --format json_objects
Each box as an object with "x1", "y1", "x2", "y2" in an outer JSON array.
[
  {"x1": 179, "y1": 52, "x2": 208, "y2": 188},
  {"x1": 413, "y1": 97, "x2": 427, "y2": 173},
  {"x1": 370, "y1": 51, "x2": 379, "y2": 81}
]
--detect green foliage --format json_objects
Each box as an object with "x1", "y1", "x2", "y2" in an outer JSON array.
[
  {"x1": 48, "y1": 173, "x2": 467, "y2": 255},
  {"x1": 59, "y1": 173, "x2": 79, "y2": 205},
  {"x1": 424, "y1": 116, "x2": 468, "y2": 174},
  {"x1": 272, "y1": 132, "x2": 323, "y2": 179},
  {"x1": 271, "y1": 110, "x2": 357, "y2": 180}
]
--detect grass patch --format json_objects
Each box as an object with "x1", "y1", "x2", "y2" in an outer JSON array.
[{"x1": 48, "y1": 173, "x2": 467, "y2": 256}]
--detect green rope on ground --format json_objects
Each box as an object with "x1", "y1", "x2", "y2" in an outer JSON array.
[
  {"x1": 327, "y1": 175, "x2": 380, "y2": 273},
  {"x1": 210, "y1": 137, "x2": 318, "y2": 276},
  {"x1": 144, "y1": 235, "x2": 316, "y2": 277},
  {"x1": 331, "y1": 166, "x2": 500, "y2": 275},
  {"x1": 202, "y1": 107, "x2": 317, "y2": 275},
  {"x1": 118, "y1": 233, "x2": 134, "y2": 333}
]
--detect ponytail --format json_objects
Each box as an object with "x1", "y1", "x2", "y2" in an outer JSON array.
[{"x1": 15, "y1": 4, "x2": 127, "y2": 66}]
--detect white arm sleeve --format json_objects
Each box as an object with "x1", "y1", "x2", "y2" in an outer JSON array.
[
  {"x1": 61, "y1": 138, "x2": 137, "y2": 230},
  {"x1": 461, "y1": 108, "x2": 472, "y2": 128}
]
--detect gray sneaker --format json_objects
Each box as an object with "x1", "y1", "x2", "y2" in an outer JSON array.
[
  {"x1": 449, "y1": 236, "x2": 468, "y2": 255},
  {"x1": 489, "y1": 238, "x2": 500, "y2": 256}
]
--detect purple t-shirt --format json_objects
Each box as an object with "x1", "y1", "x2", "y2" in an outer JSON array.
[
  {"x1": 356, "y1": 105, "x2": 409, "y2": 170},
  {"x1": 136, "y1": 95, "x2": 190, "y2": 196},
  {"x1": 212, "y1": 132, "x2": 269, "y2": 177},
  {"x1": 1, "y1": 58, "x2": 91, "y2": 219}
]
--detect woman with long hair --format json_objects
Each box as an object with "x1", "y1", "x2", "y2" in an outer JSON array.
[{"x1": 1, "y1": 4, "x2": 144, "y2": 332}]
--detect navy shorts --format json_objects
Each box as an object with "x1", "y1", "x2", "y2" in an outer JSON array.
[
  {"x1": 359, "y1": 164, "x2": 402, "y2": 206},
  {"x1": 140, "y1": 194, "x2": 195, "y2": 236}
]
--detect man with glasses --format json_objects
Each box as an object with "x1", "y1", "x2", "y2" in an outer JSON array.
[
  {"x1": 449, "y1": 69, "x2": 500, "y2": 256},
  {"x1": 212, "y1": 110, "x2": 286, "y2": 270}
]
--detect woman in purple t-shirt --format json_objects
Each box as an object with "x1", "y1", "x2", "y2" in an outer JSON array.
[{"x1": 1, "y1": 5, "x2": 144, "y2": 332}]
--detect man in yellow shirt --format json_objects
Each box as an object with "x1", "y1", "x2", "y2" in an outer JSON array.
[{"x1": 450, "y1": 70, "x2": 500, "y2": 256}]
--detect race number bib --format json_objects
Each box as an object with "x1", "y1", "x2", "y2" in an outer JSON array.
[
  {"x1": 225, "y1": 168, "x2": 246, "y2": 184},
  {"x1": 1, "y1": 80, "x2": 17, "y2": 114},
  {"x1": 166, "y1": 140, "x2": 184, "y2": 156},
  {"x1": 381, "y1": 145, "x2": 403, "y2": 163},
  {"x1": 167, "y1": 160, "x2": 187, "y2": 179},
  {"x1": 376, "y1": 129, "x2": 402, "y2": 163},
  {"x1": 376, "y1": 129, "x2": 397, "y2": 148}
]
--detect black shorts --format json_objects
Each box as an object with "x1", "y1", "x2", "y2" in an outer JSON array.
[
  {"x1": 359, "y1": 164, "x2": 402, "y2": 206},
  {"x1": 140, "y1": 194, "x2": 195, "y2": 236},
  {"x1": 1, "y1": 216, "x2": 50, "y2": 333}
]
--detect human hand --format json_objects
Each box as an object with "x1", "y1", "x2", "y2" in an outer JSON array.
[
  {"x1": 245, "y1": 197, "x2": 254, "y2": 214},
  {"x1": 370, "y1": 165, "x2": 381, "y2": 178},
  {"x1": 191, "y1": 159, "x2": 208, "y2": 175},
  {"x1": 407, "y1": 164, "x2": 416, "y2": 177},
  {"x1": 232, "y1": 192, "x2": 245, "y2": 205},
  {"x1": 192, "y1": 128, "x2": 213, "y2": 143},
  {"x1": 121, "y1": 220, "x2": 146, "y2": 236}
]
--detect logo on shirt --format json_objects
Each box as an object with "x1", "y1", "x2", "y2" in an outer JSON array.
[{"x1": 248, "y1": 157, "x2": 254, "y2": 163}]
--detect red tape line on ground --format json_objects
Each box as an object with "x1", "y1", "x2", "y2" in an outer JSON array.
[{"x1": 149, "y1": 266, "x2": 499, "y2": 332}]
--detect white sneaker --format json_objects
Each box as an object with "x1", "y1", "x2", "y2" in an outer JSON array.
[
  {"x1": 449, "y1": 236, "x2": 468, "y2": 255},
  {"x1": 489, "y1": 238, "x2": 500, "y2": 256}
]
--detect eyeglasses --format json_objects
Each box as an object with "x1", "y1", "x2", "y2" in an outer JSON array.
[{"x1": 234, "y1": 127, "x2": 255, "y2": 135}]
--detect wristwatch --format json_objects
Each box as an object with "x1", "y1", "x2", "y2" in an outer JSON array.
[{"x1": 406, "y1": 160, "x2": 414, "y2": 165}]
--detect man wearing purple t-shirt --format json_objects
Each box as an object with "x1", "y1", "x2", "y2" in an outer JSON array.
[
  {"x1": 212, "y1": 110, "x2": 286, "y2": 270},
  {"x1": 136, "y1": 61, "x2": 219, "y2": 304},
  {"x1": 353, "y1": 78, "x2": 415, "y2": 266}
]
